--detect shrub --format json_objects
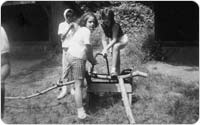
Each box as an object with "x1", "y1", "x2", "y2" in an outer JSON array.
[{"x1": 98, "y1": 2, "x2": 155, "y2": 64}]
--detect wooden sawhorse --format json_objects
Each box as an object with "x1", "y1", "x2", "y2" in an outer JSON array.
[{"x1": 85, "y1": 53, "x2": 147, "y2": 124}]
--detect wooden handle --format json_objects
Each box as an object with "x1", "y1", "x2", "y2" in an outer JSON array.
[
  {"x1": 119, "y1": 70, "x2": 148, "y2": 79},
  {"x1": 118, "y1": 77, "x2": 136, "y2": 123},
  {"x1": 90, "y1": 53, "x2": 110, "y2": 75}
]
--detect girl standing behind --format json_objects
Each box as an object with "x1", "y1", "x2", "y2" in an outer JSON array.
[
  {"x1": 100, "y1": 8, "x2": 129, "y2": 77},
  {"x1": 57, "y1": 9, "x2": 79, "y2": 99},
  {"x1": 63, "y1": 12, "x2": 98, "y2": 119}
]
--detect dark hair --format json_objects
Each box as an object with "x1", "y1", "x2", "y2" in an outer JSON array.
[
  {"x1": 78, "y1": 12, "x2": 98, "y2": 28},
  {"x1": 100, "y1": 8, "x2": 115, "y2": 26}
]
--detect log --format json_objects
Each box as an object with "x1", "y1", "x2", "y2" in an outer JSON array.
[
  {"x1": 119, "y1": 70, "x2": 148, "y2": 79},
  {"x1": 5, "y1": 80, "x2": 75, "y2": 100},
  {"x1": 89, "y1": 70, "x2": 148, "y2": 80},
  {"x1": 118, "y1": 77, "x2": 136, "y2": 124}
]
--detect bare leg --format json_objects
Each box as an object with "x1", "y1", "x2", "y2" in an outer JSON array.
[
  {"x1": 112, "y1": 43, "x2": 121, "y2": 75},
  {"x1": 116, "y1": 51, "x2": 120, "y2": 74},
  {"x1": 74, "y1": 79, "x2": 87, "y2": 119},
  {"x1": 111, "y1": 34, "x2": 128, "y2": 74},
  {"x1": 74, "y1": 79, "x2": 83, "y2": 108},
  {"x1": 1, "y1": 63, "x2": 10, "y2": 118},
  {"x1": 1, "y1": 82, "x2": 5, "y2": 118},
  {"x1": 57, "y1": 51, "x2": 70, "y2": 99}
]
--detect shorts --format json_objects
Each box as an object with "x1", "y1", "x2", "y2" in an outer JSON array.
[
  {"x1": 110, "y1": 34, "x2": 129, "y2": 53},
  {"x1": 63, "y1": 52, "x2": 86, "y2": 80},
  {"x1": 118, "y1": 34, "x2": 128, "y2": 47}
]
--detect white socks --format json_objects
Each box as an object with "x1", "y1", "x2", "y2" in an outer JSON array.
[
  {"x1": 111, "y1": 67, "x2": 116, "y2": 73},
  {"x1": 70, "y1": 87, "x2": 75, "y2": 95},
  {"x1": 77, "y1": 107, "x2": 87, "y2": 119},
  {"x1": 57, "y1": 86, "x2": 67, "y2": 99},
  {"x1": 111, "y1": 68, "x2": 118, "y2": 76}
]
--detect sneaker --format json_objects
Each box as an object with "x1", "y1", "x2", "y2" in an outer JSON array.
[
  {"x1": 78, "y1": 112, "x2": 88, "y2": 119},
  {"x1": 57, "y1": 86, "x2": 67, "y2": 99},
  {"x1": 77, "y1": 108, "x2": 88, "y2": 119},
  {"x1": 111, "y1": 71, "x2": 118, "y2": 79},
  {"x1": 70, "y1": 87, "x2": 75, "y2": 95}
]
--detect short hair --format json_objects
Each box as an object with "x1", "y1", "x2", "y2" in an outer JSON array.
[
  {"x1": 100, "y1": 8, "x2": 115, "y2": 24},
  {"x1": 78, "y1": 12, "x2": 99, "y2": 28}
]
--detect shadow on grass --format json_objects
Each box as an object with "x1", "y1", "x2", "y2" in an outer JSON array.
[
  {"x1": 184, "y1": 67, "x2": 199, "y2": 72},
  {"x1": 8, "y1": 53, "x2": 61, "y2": 87},
  {"x1": 162, "y1": 47, "x2": 199, "y2": 67},
  {"x1": 86, "y1": 93, "x2": 122, "y2": 114},
  {"x1": 168, "y1": 81, "x2": 199, "y2": 124}
]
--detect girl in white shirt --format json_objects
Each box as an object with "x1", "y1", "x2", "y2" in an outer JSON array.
[{"x1": 62, "y1": 12, "x2": 98, "y2": 119}]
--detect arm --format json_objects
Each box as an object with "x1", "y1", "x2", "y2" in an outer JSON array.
[
  {"x1": 86, "y1": 44, "x2": 96, "y2": 65},
  {"x1": 60, "y1": 23, "x2": 74, "y2": 42},
  {"x1": 1, "y1": 53, "x2": 10, "y2": 82},
  {"x1": 82, "y1": 27, "x2": 97, "y2": 65},
  {"x1": 102, "y1": 24, "x2": 119, "y2": 55},
  {"x1": 101, "y1": 31, "x2": 108, "y2": 49}
]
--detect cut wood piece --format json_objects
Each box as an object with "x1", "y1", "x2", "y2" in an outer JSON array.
[
  {"x1": 128, "y1": 93, "x2": 133, "y2": 105},
  {"x1": 118, "y1": 77, "x2": 135, "y2": 124}
]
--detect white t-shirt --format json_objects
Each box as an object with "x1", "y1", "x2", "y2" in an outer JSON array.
[
  {"x1": 1, "y1": 26, "x2": 10, "y2": 54},
  {"x1": 58, "y1": 21, "x2": 77, "y2": 48},
  {"x1": 68, "y1": 27, "x2": 91, "y2": 60}
]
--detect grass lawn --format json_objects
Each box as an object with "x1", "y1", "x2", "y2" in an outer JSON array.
[{"x1": 2, "y1": 53, "x2": 199, "y2": 124}]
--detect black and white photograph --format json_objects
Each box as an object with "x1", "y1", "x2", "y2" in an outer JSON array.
[{"x1": 1, "y1": 1, "x2": 199, "y2": 124}]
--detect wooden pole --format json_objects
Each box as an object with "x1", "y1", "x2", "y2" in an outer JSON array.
[
  {"x1": 5, "y1": 80, "x2": 75, "y2": 100},
  {"x1": 118, "y1": 77, "x2": 136, "y2": 124}
]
